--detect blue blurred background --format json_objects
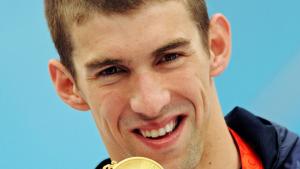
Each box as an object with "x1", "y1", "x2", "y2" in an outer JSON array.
[{"x1": 0, "y1": 0, "x2": 299, "y2": 168}]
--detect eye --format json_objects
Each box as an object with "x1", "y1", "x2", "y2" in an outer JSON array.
[
  {"x1": 158, "y1": 53, "x2": 180, "y2": 64},
  {"x1": 97, "y1": 66, "x2": 126, "y2": 77}
]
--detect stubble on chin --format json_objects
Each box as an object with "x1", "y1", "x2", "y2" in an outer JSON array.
[{"x1": 181, "y1": 135, "x2": 204, "y2": 169}]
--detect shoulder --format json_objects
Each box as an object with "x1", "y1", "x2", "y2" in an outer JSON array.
[
  {"x1": 271, "y1": 122, "x2": 300, "y2": 169},
  {"x1": 225, "y1": 107, "x2": 300, "y2": 169}
]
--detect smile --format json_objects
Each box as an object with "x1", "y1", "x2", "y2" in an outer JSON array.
[
  {"x1": 132, "y1": 115, "x2": 186, "y2": 149},
  {"x1": 140, "y1": 119, "x2": 177, "y2": 138}
]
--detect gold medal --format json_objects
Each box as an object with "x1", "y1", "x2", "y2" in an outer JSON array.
[{"x1": 103, "y1": 157, "x2": 164, "y2": 169}]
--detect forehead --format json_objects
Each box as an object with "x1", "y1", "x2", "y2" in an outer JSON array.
[{"x1": 70, "y1": 1, "x2": 200, "y2": 65}]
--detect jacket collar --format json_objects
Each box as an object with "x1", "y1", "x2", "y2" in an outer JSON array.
[{"x1": 225, "y1": 107, "x2": 279, "y2": 169}]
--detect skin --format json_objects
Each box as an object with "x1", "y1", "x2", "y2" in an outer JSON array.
[{"x1": 49, "y1": 1, "x2": 240, "y2": 169}]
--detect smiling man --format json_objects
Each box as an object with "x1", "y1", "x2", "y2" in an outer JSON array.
[{"x1": 45, "y1": 0, "x2": 300, "y2": 169}]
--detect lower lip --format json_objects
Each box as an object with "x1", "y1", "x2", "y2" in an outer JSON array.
[{"x1": 134, "y1": 117, "x2": 186, "y2": 150}]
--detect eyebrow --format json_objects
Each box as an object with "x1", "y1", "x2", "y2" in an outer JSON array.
[
  {"x1": 84, "y1": 38, "x2": 191, "y2": 71},
  {"x1": 152, "y1": 38, "x2": 191, "y2": 56},
  {"x1": 85, "y1": 58, "x2": 122, "y2": 71}
]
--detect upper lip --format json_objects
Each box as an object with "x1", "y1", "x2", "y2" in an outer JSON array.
[{"x1": 131, "y1": 113, "x2": 187, "y2": 132}]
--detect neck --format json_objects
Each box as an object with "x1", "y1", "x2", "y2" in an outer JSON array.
[{"x1": 197, "y1": 84, "x2": 241, "y2": 169}]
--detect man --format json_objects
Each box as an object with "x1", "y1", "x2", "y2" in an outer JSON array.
[{"x1": 44, "y1": 0, "x2": 300, "y2": 169}]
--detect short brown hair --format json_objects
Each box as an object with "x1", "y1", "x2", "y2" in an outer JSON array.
[{"x1": 45, "y1": 0, "x2": 209, "y2": 77}]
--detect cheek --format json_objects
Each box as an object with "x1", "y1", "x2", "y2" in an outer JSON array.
[
  {"x1": 88, "y1": 89, "x2": 128, "y2": 135},
  {"x1": 87, "y1": 89, "x2": 132, "y2": 158},
  {"x1": 167, "y1": 66, "x2": 211, "y2": 124},
  {"x1": 173, "y1": 65, "x2": 209, "y2": 100}
]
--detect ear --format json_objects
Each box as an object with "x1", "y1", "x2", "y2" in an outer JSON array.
[
  {"x1": 208, "y1": 14, "x2": 232, "y2": 77},
  {"x1": 48, "y1": 59, "x2": 90, "y2": 111}
]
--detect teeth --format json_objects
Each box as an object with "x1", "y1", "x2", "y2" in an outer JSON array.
[
  {"x1": 151, "y1": 130, "x2": 159, "y2": 137},
  {"x1": 140, "y1": 120, "x2": 177, "y2": 138},
  {"x1": 159, "y1": 128, "x2": 166, "y2": 136},
  {"x1": 166, "y1": 123, "x2": 172, "y2": 132},
  {"x1": 146, "y1": 131, "x2": 151, "y2": 137}
]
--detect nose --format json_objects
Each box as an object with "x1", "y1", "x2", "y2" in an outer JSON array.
[{"x1": 130, "y1": 73, "x2": 171, "y2": 118}]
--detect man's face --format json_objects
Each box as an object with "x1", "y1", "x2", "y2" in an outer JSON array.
[{"x1": 71, "y1": 1, "x2": 214, "y2": 169}]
